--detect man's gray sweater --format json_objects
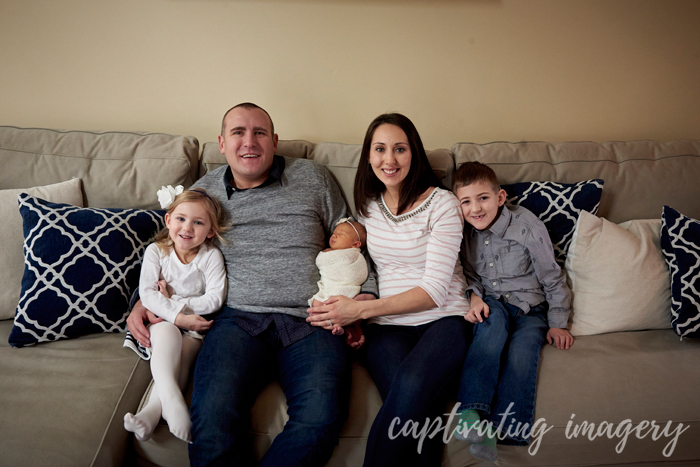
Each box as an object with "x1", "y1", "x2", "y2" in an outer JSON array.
[{"x1": 193, "y1": 156, "x2": 375, "y2": 318}]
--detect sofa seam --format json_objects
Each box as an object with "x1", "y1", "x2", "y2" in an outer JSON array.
[
  {"x1": 0, "y1": 146, "x2": 193, "y2": 161},
  {"x1": 468, "y1": 154, "x2": 700, "y2": 166},
  {"x1": 0, "y1": 125, "x2": 190, "y2": 138},
  {"x1": 451, "y1": 139, "x2": 699, "y2": 145}
]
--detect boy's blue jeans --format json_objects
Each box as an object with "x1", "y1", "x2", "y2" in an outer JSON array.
[
  {"x1": 457, "y1": 296, "x2": 548, "y2": 446},
  {"x1": 188, "y1": 307, "x2": 351, "y2": 467}
]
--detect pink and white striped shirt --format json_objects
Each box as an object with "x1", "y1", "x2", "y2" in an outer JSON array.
[{"x1": 360, "y1": 187, "x2": 470, "y2": 326}]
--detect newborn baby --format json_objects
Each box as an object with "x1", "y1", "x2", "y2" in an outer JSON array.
[{"x1": 310, "y1": 218, "x2": 368, "y2": 348}]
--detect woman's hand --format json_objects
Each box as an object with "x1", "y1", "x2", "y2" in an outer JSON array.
[
  {"x1": 126, "y1": 300, "x2": 163, "y2": 347},
  {"x1": 306, "y1": 295, "x2": 367, "y2": 330}
]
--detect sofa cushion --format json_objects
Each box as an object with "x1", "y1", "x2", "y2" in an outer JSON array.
[
  {"x1": 661, "y1": 206, "x2": 700, "y2": 339},
  {"x1": 496, "y1": 330, "x2": 700, "y2": 465},
  {"x1": 565, "y1": 212, "x2": 671, "y2": 336},
  {"x1": 0, "y1": 126, "x2": 199, "y2": 210},
  {"x1": 502, "y1": 179, "x2": 603, "y2": 265},
  {"x1": 0, "y1": 179, "x2": 83, "y2": 320},
  {"x1": 0, "y1": 320, "x2": 151, "y2": 467},
  {"x1": 9, "y1": 194, "x2": 164, "y2": 347}
]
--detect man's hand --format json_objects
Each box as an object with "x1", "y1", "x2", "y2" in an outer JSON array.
[
  {"x1": 465, "y1": 293, "x2": 490, "y2": 324},
  {"x1": 126, "y1": 300, "x2": 162, "y2": 347},
  {"x1": 547, "y1": 327, "x2": 574, "y2": 350},
  {"x1": 175, "y1": 313, "x2": 214, "y2": 333}
]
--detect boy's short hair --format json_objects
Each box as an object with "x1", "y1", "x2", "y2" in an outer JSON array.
[{"x1": 452, "y1": 161, "x2": 501, "y2": 193}]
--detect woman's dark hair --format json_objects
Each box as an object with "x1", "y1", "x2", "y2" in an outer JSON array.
[{"x1": 354, "y1": 113, "x2": 443, "y2": 217}]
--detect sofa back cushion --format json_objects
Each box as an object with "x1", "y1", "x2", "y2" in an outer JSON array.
[
  {"x1": 0, "y1": 126, "x2": 199, "y2": 210},
  {"x1": 452, "y1": 140, "x2": 700, "y2": 223}
]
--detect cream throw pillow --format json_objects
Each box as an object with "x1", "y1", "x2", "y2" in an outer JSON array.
[
  {"x1": 0, "y1": 179, "x2": 83, "y2": 320},
  {"x1": 565, "y1": 211, "x2": 671, "y2": 336}
]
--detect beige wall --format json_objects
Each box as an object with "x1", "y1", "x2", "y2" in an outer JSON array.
[{"x1": 1, "y1": 0, "x2": 698, "y2": 149}]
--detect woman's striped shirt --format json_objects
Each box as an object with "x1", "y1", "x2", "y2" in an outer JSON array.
[{"x1": 360, "y1": 187, "x2": 470, "y2": 326}]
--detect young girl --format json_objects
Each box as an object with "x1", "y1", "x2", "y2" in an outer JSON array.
[{"x1": 124, "y1": 188, "x2": 228, "y2": 443}]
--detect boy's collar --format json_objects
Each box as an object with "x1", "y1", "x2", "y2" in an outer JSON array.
[
  {"x1": 489, "y1": 205, "x2": 511, "y2": 237},
  {"x1": 470, "y1": 205, "x2": 510, "y2": 237}
]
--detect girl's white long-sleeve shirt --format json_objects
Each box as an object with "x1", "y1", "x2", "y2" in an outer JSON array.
[
  {"x1": 360, "y1": 187, "x2": 470, "y2": 326},
  {"x1": 139, "y1": 242, "x2": 227, "y2": 324}
]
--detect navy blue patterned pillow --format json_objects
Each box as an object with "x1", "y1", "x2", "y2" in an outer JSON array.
[
  {"x1": 9, "y1": 194, "x2": 165, "y2": 347},
  {"x1": 661, "y1": 206, "x2": 700, "y2": 339},
  {"x1": 502, "y1": 179, "x2": 604, "y2": 265}
]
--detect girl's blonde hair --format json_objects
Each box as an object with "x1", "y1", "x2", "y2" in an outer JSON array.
[{"x1": 153, "y1": 188, "x2": 229, "y2": 253}]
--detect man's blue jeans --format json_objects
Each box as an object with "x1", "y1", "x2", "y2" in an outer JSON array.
[
  {"x1": 188, "y1": 307, "x2": 351, "y2": 467},
  {"x1": 457, "y1": 296, "x2": 548, "y2": 446},
  {"x1": 363, "y1": 315, "x2": 472, "y2": 466}
]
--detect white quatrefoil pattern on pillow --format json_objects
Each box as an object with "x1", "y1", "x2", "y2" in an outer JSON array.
[
  {"x1": 8, "y1": 194, "x2": 165, "y2": 347},
  {"x1": 661, "y1": 206, "x2": 700, "y2": 339},
  {"x1": 502, "y1": 179, "x2": 604, "y2": 266}
]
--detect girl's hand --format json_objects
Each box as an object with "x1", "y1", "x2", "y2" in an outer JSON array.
[
  {"x1": 306, "y1": 295, "x2": 364, "y2": 330},
  {"x1": 158, "y1": 280, "x2": 170, "y2": 298},
  {"x1": 547, "y1": 328, "x2": 574, "y2": 350},
  {"x1": 175, "y1": 313, "x2": 214, "y2": 333},
  {"x1": 465, "y1": 294, "x2": 490, "y2": 323}
]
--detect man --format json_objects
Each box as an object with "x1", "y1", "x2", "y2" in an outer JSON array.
[{"x1": 127, "y1": 103, "x2": 376, "y2": 466}]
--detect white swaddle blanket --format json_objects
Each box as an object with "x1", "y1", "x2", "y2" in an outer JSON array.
[{"x1": 309, "y1": 248, "x2": 368, "y2": 305}]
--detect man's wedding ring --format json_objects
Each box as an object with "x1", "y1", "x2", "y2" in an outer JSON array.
[{"x1": 328, "y1": 319, "x2": 333, "y2": 326}]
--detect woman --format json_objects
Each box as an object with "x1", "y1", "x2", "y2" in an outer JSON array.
[{"x1": 307, "y1": 113, "x2": 472, "y2": 465}]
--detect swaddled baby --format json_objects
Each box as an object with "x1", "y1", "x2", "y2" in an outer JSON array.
[{"x1": 310, "y1": 218, "x2": 368, "y2": 348}]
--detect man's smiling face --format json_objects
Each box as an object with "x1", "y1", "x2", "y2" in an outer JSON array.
[{"x1": 218, "y1": 106, "x2": 278, "y2": 189}]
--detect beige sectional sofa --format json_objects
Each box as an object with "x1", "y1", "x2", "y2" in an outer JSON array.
[{"x1": 1, "y1": 125, "x2": 699, "y2": 467}]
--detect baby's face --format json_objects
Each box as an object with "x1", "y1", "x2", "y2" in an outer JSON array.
[{"x1": 329, "y1": 223, "x2": 360, "y2": 250}]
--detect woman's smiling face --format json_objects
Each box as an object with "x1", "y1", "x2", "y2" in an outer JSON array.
[{"x1": 368, "y1": 124, "x2": 412, "y2": 192}]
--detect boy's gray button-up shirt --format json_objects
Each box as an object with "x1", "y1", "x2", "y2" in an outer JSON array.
[{"x1": 461, "y1": 203, "x2": 571, "y2": 328}]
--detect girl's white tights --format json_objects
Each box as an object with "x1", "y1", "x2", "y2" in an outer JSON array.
[{"x1": 124, "y1": 322, "x2": 201, "y2": 443}]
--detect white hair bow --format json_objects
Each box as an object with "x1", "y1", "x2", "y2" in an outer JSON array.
[{"x1": 156, "y1": 185, "x2": 184, "y2": 209}]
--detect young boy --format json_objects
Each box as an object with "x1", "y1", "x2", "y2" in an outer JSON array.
[{"x1": 452, "y1": 162, "x2": 574, "y2": 462}]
